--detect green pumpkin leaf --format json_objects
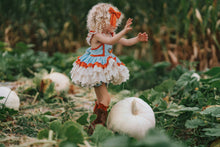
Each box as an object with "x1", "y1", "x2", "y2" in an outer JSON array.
[
  {"x1": 91, "y1": 125, "x2": 114, "y2": 144},
  {"x1": 59, "y1": 121, "x2": 84, "y2": 139},
  {"x1": 204, "y1": 67, "x2": 220, "y2": 77},
  {"x1": 185, "y1": 119, "x2": 206, "y2": 129},
  {"x1": 155, "y1": 79, "x2": 176, "y2": 93},
  {"x1": 59, "y1": 140, "x2": 77, "y2": 147},
  {"x1": 135, "y1": 129, "x2": 185, "y2": 147},
  {"x1": 65, "y1": 125, "x2": 84, "y2": 144},
  {"x1": 101, "y1": 136, "x2": 130, "y2": 147},
  {"x1": 210, "y1": 79, "x2": 220, "y2": 89},
  {"x1": 173, "y1": 72, "x2": 195, "y2": 94},
  {"x1": 37, "y1": 129, "x2": 49, "y2": 139},
  {"x1": 161, "y1": 103, "x2": 199, "y2": 117},
  {"x1": 76, "y1": 113, "x2": 88, "y2": 125},
  {"x1": 50, "y1": 120, "x2": 62, "y2": 134},
  {"x1": 89, "y1": 114, "x2": 97, "y2": 123},
  {"x1": 200, "y1": 106, "x2": 220, "y2": 117},
  {"x1": 203, "y1": 128, "x2": 220, "y2": 137}
]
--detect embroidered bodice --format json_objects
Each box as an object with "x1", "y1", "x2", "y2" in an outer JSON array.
[{"x1": 86, "y1": 44, "x2": 113, "y2": 57}]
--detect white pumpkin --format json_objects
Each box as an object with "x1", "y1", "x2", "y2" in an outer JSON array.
[
  {"x1": 191, "y1": 73, "x2": 200, "y2": 81},
  {"x1": 0, "y1": 87, "x2": 20, "y2": 110},
  {"x1": 41, "y1": 72, "x2": 70, "y2": 92},
  {"x1": 107, "y1": 97, "x2": 156, "y2": 140}
]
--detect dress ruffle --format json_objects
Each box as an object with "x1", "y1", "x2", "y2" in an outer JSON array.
[{"x1": 70, "y1": 56, "x2": 129, "y2": 87}]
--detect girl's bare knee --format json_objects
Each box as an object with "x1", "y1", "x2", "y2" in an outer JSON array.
[{"x1": 94, "y1": 83, "x2": 111, "y2": 106}]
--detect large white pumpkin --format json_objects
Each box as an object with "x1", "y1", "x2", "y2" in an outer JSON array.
[
  {"x1": 42, "y1": 72, "x2": 70, "y2": 92},
  {"x1": 0, "y1": 87, "x2": 20, "y2": 110},
  {"x1": 107, "y1": 97, "x2": 156, "y2": 140}
]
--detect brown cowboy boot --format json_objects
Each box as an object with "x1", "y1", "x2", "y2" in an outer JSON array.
[{"x1": 88, "y1": 101, "x2": 108, "y2": 135}]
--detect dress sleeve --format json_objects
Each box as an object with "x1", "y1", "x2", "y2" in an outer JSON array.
[{"x1": 86, "y1": 31, "x2": 96, "y2": 45}]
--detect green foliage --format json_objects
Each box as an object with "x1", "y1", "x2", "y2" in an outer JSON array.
[
  {"x1": 0, "y1": 107, "x2": 18, "y2": 122},
  {"x1": 134, "y1": 129, "x2": 185, "y2": 147},
  {"x1": 109, "y1": 57, "x2": 187, "y2": 91},
  {"x1": 202, "y1": 67, "x2": 220, "y2": 89},
  {"x1": 59, "y1": 141, "x2": 77, "y2": 147},
  {"x1": 37, "y1": 120, "x2": 86, "y2": 145},
  {"x1": 0, "y1": 96, "x2": 18, "y2": 122},
  {"x1": 76, "y1": 113, "x2": 88, "y2": 125},
  {"x1": 185, "y1": 119, "x2": 206, "y2": 129},
  {"x1": 1, "y1": 0, "x2": 218, "y2": 35},
  {"x1": 43, "y1": 82, "x2": 56, "y2": 97},
  {"x1": 0, "y1": 0, "x2": 219, "y2": 53},
  {"x1": 38, "y1": 129, "x2": 49, "y2": 139},
  {"x1": 36, "y1": 120, "x2": 186, "y2": 147},
  {"x1": 101, "y1": 128, "x2": 185, "y2": 147},
  {"x1": 101, "y1": 135, "x2": 130, "y2": 147},
  {"x1": 0, "y1": 0, "x2": 219, "y2": 76},
  {"x1": 154, "y1": 79, "x2": 176, "y2": 93},
  {"x1": 64, "y1": 125, "x2": 84, "y2": 144},
  {"x1": 89, "y1": 114, "x2": 97, "y2": 123},
  {"x1": 76, "y1": 113, "x2": 97, "y2": 126},
  {"x1": 160, "y1": 103, "x2": 199, "y2": 117},
  {"x1": 203, "y1": 127, "x2": 220, "y2": 137},
  {"x1": 91, "y1": 125, "x2": 114, "y2": 145},
  {"x1": 0, "y1": 41, "x2": 74, "y2": 81},
  {"x1": 201, "y1": 106, "x2": 220, "y2": 117},
  {"x1": 1, "y1": 41, "x2": 220, "y2": 146},
  {"x1": 15, "y1": 114, "x2": 50, "y2": 137},
  {"x1": 50, "y1": 120, "x2": 62, "y2": 139},
  {"x1": 204, "y1": 67, "x2": 220, "y2": 77},
  {"x1": 0, "y1": 41, "x2": 188, "y2": 94},
  {"x1": 141, "y1": 68, "x2": 220, "y2": 146}
]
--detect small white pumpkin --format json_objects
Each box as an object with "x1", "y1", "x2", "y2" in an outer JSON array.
[
  {"x1": 0, "y1": 87, "x2": 20, "y2": 110},
  {"x1": 107, "y1": 97, "x2": 156, "y2": 140},
  {"x1": 41, "y1": 72, "x2": 70, "y2": 92},
  {"x1": 191, "y1": 73, "x2": 200, "y2": 81}
]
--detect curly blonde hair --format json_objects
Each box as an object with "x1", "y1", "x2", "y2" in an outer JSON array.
[{"x1": 87, "y1": 3, "x2": 124, "y2": 33}]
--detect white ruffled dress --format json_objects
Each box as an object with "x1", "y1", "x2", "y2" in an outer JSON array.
[{"x1": 70, "y1": 31, "x2": 129, "y2": 87}]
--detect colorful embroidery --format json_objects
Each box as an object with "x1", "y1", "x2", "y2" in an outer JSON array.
[
  {"x1": 76, "y1": 56, "x2": 125, "y2": 69},
  {"x1": 91, "y1": 44, "x2": 103, "y2": 50},
  {"x1": 90, "y1": 44, "x2": 105, "y2": 57}
]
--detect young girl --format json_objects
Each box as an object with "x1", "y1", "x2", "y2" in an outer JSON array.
[{"x1": 70, "y1": 3, "x2": 148, "y2": 133}]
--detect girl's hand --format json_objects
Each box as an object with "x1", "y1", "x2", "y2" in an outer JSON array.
[
  {"x1": 123, "y1": 18, "x2": 133, "y2": 33},
  {"x1": 137, "y1": 32, "x2": 148, "y2": 42}
]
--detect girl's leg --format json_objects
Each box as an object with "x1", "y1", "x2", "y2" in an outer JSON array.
[
  {"x1": 88, "y1": 83, "x2": 110, "y2": 135},
  {"x1": 94, "y1": 83, "x2": 111, "y2": 106}
]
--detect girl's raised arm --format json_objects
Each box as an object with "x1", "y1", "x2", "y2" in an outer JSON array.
[
  {"x1": 94, "y1": 18, "x2": 133, "y2": 45},
  {"x1": 118, "y1": 32, "x2": 148, "y2": 46}
]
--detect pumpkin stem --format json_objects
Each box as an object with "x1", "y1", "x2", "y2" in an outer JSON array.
[{"x1": 131, "y1": 100, "x2": 138, "y2": 115}]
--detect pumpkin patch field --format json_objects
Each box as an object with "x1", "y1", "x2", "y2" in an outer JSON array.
[
  {"x1": 0, "y1": 0, "x2": 220, "y2": 146},
  {"x1": 0, "y1": 42, "x2": 219, "y2": 147}
]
